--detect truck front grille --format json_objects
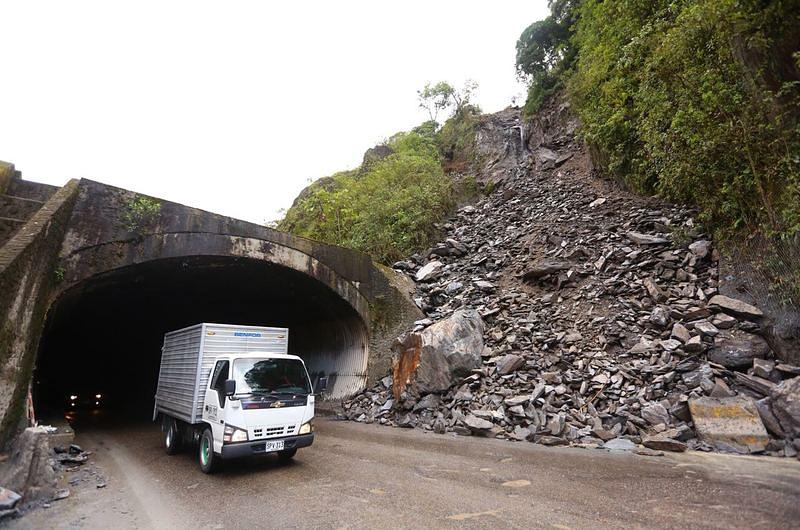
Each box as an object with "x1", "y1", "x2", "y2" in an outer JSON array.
[{"x1": 250, "y1": 424, "x2": 297, "y2": 440}]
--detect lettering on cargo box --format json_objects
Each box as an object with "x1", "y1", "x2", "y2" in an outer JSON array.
[{"x1": 234, "y1": 332, "x2": 262, "y2": 337}]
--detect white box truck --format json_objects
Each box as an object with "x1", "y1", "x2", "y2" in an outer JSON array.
[{"x1": 153, "y1": 323, "x2": 325, "y2": 473}]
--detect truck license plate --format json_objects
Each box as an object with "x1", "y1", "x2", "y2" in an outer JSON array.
[{"x1": 264, "y1": 440, "x2": 284, "y2": 452}]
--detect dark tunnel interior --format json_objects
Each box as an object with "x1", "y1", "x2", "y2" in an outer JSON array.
[{"x1": 34, "y1": 256, "x2": 368, "y2": 424}]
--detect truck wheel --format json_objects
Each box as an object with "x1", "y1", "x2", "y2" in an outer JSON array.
[
  {"x1": 165, "y1": 418, "x2": 181, "y2": 455},
  {"x1": 277, "y1": 448, "x2": 297, "y2": 463},
  {"x1": 199, "y1": 428, "x2": 219, "y2": 474}
]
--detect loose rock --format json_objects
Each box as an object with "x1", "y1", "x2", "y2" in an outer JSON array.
[
  {"x1": 708, "y1": 330, "x2": 770, "y2": 369},
  {"x1": 708, "y1": 295, "x2": 764, "y2": 320},
  {"x1": 603, "y1": 438, "x2": 637, "y2": 451},
  {"x1": 770, "y1": 376, "x2": 800, "y2": 438},
  {"x1": 642, "y1": 435, "x2": 687, "y2": 452},
  {"x1": 464, "y1": 414, "x2": 494, "y2": 435},
  {"x1": 416, "y1": 260, "x2": 444, "y2": 282},
  {"x1": 495, "y1": 354, "x2": 525, "y2": 375},
  {"x1": 0, "y1": 488, "x2": 21, "y2": 511}
]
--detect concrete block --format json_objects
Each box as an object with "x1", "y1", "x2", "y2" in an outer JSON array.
[{"x1": 689, "y1": 396, "x2": 770, "y2": 454}]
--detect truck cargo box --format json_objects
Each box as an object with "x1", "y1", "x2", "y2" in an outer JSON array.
[{"x1": 154, "y1": 323, "x2": 289, "y2": 424}]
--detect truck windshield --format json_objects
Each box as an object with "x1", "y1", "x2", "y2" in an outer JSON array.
[{"x1": 232, "y1": 358, "x2": 311, "y2": 395}]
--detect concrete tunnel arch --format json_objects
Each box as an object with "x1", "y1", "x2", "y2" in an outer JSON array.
[{"x1": 35, "y1": 232, "x2": 372, "y2": 418}]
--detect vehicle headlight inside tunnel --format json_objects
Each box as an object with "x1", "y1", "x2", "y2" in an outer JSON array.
[{"x1": 223, "y1": 424, "x2": 248, "y2": 443}]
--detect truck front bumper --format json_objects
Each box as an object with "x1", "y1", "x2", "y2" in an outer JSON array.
[{"x1": 220, "y1": 433, "x2": 314, "y2": 459}]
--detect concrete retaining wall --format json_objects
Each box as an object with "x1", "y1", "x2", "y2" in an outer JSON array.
[{"x1": 0, "y1": 181, "x2": 79, "y2": 446}]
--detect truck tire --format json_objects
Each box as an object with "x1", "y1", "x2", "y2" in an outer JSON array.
[
  {"x1": 277, "y1": 448, "x2": 297, "y2": 462},
  {"x1": 199, "y1": 427, "x2": 219, "y2": 474},
  {"x1": 165, "y1": 418, "x2": 181, "y2": 455}
]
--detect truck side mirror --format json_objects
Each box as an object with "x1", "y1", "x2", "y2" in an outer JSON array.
[
  {"x1": 224, "y1": 379, "x2": 236, "y2": 397},
  {"x1": 315, "y1": 376, "x2": 328, "y2": 394}
]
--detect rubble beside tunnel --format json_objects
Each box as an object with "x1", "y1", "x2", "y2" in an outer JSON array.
[{"x1": 34, "y1": 254, "x2": 370, "y2": 420}]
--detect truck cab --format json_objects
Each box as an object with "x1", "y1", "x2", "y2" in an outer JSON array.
[{"x1": 163, "y1": 351, "x2": 321, "y2": 473}]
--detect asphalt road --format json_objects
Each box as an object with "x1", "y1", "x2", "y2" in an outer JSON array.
[{"x1": 10, "y1": 417, "x2": 800, "y2": 529}]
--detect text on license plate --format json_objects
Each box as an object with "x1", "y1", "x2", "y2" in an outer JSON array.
[{"x1": 264, "y1": 440, "x2": 284, "y2": 452}]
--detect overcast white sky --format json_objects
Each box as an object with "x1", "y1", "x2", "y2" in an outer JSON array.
[{"x1": 1, "y1": 1, "x2": 548, "y2": 224}]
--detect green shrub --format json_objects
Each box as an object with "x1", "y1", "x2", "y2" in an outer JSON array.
[
  {"x1": 120, "y1": 195, "x2": 162, "y2": 233},
  {"x1": 412, "y1": 120, "x2": 439, "y2": 140},
  {"x1": 436, "y1": 105, "x2": 482, "y2": 169},
  {"x1": 278, "y1": 132, "x2": 455, "y2": 263},
  {"x1": 522, "y1": 73, "x2": 562, "y2": 116}
]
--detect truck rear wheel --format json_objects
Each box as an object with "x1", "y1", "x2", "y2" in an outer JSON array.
[
  {"x1": 199, "y1": 427, "x2": 219, "y2": 474},
  {"x1": 165, "y1": 418, "x2": 181, "y2": 455}
]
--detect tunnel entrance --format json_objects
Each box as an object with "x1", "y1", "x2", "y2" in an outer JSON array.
[{"x1": 34, "y1": 255, "x2": 368, "y2": 424}]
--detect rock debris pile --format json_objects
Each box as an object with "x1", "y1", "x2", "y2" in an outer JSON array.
[
  {"x1": 342, "y1": 108, "x2": 800, "y2": 458},
  {"x1": 42, "y1": 443, "x2": 105, "y2": 508}
]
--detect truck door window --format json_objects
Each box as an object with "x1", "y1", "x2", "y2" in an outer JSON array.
[{"x1": 210, "y1": 360, "x2": 230, "y2": 407}]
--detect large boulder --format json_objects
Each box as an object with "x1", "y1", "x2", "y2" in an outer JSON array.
[
  {"x1": 708, "y1": 329, "x2": 770, "y2": 369},
  {"x1": 770, "y1": 376, "x2": 800, "y2": 438},
  {"x1": 391, "y1": 309, "x2": 484, "y2": 405}
]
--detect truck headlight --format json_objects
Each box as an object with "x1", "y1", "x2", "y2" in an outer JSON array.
[
  {"x1": 299, "y1": 420, "x2": 314, "y2": 435},
  {"x1": 223, "y1": 424, "x2": 248, "y2": 443}
]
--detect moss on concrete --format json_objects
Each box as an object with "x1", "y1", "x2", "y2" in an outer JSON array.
[
  {"x1": 365, "y1": 263, "x2": 424, "y2": 384},
  {"x1": 0, "y1": 180, "x2": 80, "y2": 446}
]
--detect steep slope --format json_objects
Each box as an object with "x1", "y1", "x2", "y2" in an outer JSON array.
[{"x1": 342, "y1": 99, "x2": 800, "y2": 458}]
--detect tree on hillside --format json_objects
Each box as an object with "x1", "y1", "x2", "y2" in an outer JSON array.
[
  {"x1": 417, "y1": 80, "x2": 479, "y2": 123},
  {"x1": 515, "y1": 0, "x2": 579, "y2": 113},
  {"x1": 449, "y1": 79, "x2": 478, "y2": 116},
  {"x1": 515, "y1": 17, "x2": 566, "y2": 78},
  {"x1": 515, "y1": 0, "x2": 579, "y2": 78},
  {"x1": 417, "y1": 82, "x2": 453, "y2": 123}
]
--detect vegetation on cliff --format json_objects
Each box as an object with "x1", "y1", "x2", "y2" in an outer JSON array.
[
  {"x1": 517, "y1": 0, "x2": 800, "y2": 238},
  {"x1": 278, "y1": 131, "x2": 455, "y2": 263},
  {"x1": 280, "y1": 82, "x2": 482, "y2": 263}
]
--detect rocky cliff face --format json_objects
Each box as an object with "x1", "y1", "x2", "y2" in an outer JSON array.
[
  {"x1": 469, "y1": 96, "x2": 581, "y2": 185},
  {"x1": 342, "y1": 99, "x2": 800, "y2": 459}
]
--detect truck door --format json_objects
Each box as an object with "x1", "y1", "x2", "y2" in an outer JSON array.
[{"x1": 204, "y1": 360, "x2": 230, "y2": 452}]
